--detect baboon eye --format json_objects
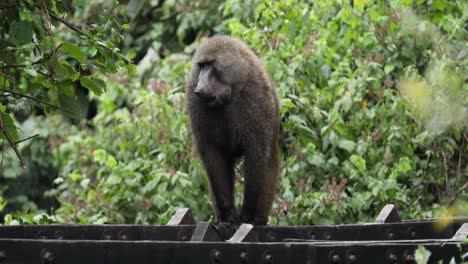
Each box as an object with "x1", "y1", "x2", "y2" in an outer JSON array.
[{"x1": 198, "y1": 60, "x2": 213, "y2": 68}]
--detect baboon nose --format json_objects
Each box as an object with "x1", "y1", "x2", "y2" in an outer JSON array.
[{"x1": 195, "y1": 91, "x2": 202, "y2": 97}]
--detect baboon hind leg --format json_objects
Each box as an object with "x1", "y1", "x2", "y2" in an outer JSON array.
[
  {"x1": 240, "y1": 145, "x2": 279, "y2": 225},
  {"x1": 199, "y1": 145, "x2": 239, "y2": 223}
]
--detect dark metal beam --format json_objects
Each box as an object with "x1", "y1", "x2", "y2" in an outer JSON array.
[{"x1": 0, "y1": 239, "x2": 463, "y2": 264}]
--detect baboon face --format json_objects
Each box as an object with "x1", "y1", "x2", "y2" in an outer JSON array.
[{"x1": 193, "y1": 60, "x2": 232, "y2": 108}]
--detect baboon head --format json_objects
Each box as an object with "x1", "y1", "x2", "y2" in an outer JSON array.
[
  {"x1": 193, "y1": 60, "x2": 231, "y2": 108},
  {"x1": 190, "y1": 37, "x2": 253, "y2": 108}
]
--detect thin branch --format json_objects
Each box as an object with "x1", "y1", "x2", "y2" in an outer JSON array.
[
  {"x1": 105, "y1": 2, "x2": 117, "y2": 25},
  {"x1": 15, "y1": 134, "x2": 40, "y2": 145},
  {"x1": 0, "y1": 72, "x2": 15, "y2": 81},
  {"x1": 47, "y1": 9, "x2": 132, "y2": 64},
  {"x1": 0, "y1": 89, "x2": 73, "y2": 113},
  {"x1": 0, "y1": 44, "x2": 62, "y2": 69},
  {"x1": 41, "y1": 1, "x2": 56, "y2": 43},
  {"x1": 47, "y1": 9, "x2": 86, "y2": 35},
  {"x1": 0, "y1": 115, "x2": 25, "y2": 168},
  {"x1": 0, "y1": 3, "x2": 18, "y2": 9},
  {"x1": 0, "y1": 142, "x2": 4, "y2": 167}
]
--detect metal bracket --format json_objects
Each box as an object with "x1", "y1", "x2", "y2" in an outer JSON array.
[
  {"x1": 228, "y1": 224, "x2": 257, "y2": 243},
  {"x1": 190, "y1": 222, "x2": 224, "y2": 242},
  {"x1": 452, "y1": 223, "x2": 468, "y2": 240},
  {"x1": 167, "y1": 208, "x2": 196, "y2": 225},
  {"x1": 375, "y1": 204, "x2": 401, "y2": 224}
]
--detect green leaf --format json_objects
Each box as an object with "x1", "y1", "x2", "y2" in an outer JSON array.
[
  {"x1": 142, "y1": 178, "x2": 160, "y2": 195},
  {"x1": 79, "y1": 76, "x2": 106, "y2": 95},
  {"x1": 68, "y1": 173, "x2": 82, "y2": 182},
  {"x1": 60, "y1": 42, "x2": 87, "y2": 63},
  {"x1": 80, "y1": 178, "x2": 90, "y2": 189},
  {"x1": 320, "y1": 64, "x2": 331, "y2": 79},
  {"x1": 106, "y1": 156, "x2": 117, "y2": 168},
  {"x1": 398, "y1": 157, "x2": 412, "y2": 173},
  {"x1": 58, "y1": 83, "x2": 81, "y2": 119},
  {"x1": 9, "y1": 20, "x2": 32, "y2": 46},
  {"x1": 0, "y1": 113, "x2": 19, "y2": 142},
  {"x1": 51, "y1": 59, "x2": 80, "y2": 81},
  {"x1": 307, "y1": 154, "x2": 324, "y2": 167},
  {"x1": 126, "y1": 64, "x2": 137, "y2": 78},
  {"x1": 338, "y1": 139, "x2": 356, "y2": 152},
  {"x1": 414, "y1": 246, "x2": 431, "y2": 264},
  {"x1": 350, "y1": 155, "x2": 367, "y2": 173},
  {"x1": 93, "y1": 149, "x2": 107, "y2": 164},
  {"x1": 384, "y1": 64, "x2": 395, "y2": 74},
  {"x1": 126, "y1": 0, "x2": 145, "y2": 20},
  {"x1": 106, "y1": 174, "x2": 121, "y2": 185}
]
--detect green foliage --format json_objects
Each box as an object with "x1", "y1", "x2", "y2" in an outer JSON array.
[
  {"x1": 50, "y1": 75, "x2": 211, "y2": 223},
  {"x1": 0, "y1": 0, "x2": 130, "y2": 166},
  {"x1": 222, "y1": 0, "x2": 466, "y2": 224},
  {"x1": 2, "y1": 0, "x2": 467, "y2": 225},
  {"x1": 4, "y1": 212, "x2": 55, "y2": 225}
]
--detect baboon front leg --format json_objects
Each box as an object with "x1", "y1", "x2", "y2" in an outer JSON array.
[
  {"x1": 199, "y1": 145, "x2": 238, "y2": 223},
  {"x1": 240, "y1": 143, "x2": 279, "y2": 225}
]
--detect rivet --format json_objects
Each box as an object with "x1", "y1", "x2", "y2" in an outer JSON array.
[
  {"x1": 386, "y1": 249, "x2": 397, "y2": 263},
  {"x1": 178, "y1": 231, "x2": 189, "y2": 241},
  {"x1": 40, "y1": 249, "x2": 54, "y2": 264},
  {"x1": 0, "y1": 251, "x2": 6, "y2": 262},
  {"x1": 211, "y1": 249, "x2": 222, "y2": 263},
  {"x1": 385, "y1": 230, "x2": 395, "y2": 240},
  {"x1": 308, "y1": 232, "x2": 318, "y2": 240},
  {"x1": 266, "y1": 232, "x2": 277, "y2": 241},
  {"x1": 37, "y1": 230, "x2": 47, "y2": 240},
  {"x1": 240, "y1": 252, "x2": 248, "y2": 263},
  {"x1": 119, "y1": 230, "x2": 129, "y2": 240},
  {"x1": 55, "y1": 231, "x2": 63, "y2": 240},
  {"x1": 102, "y1": 231, "x2": 112, "y2": 240},
  {"x1": 346, "y1": 250, "x2": 357, "y2": 264},
  {"x1": 404, "y1": 250, "x2": 415, "y2": 264},
  {"x1": 330, "y1": 254, "x2": 340, "y2": 263},
  {"x1": 323, "y1": 232, "x2": 332, "y2": 240},
  {"x1": 263, "y1": 252, "x2": 273, "y2": 264}
]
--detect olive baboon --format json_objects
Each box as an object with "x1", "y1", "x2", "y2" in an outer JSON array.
[{"x1": 186, "y1": 36, "x2": 279, "y2": 225}]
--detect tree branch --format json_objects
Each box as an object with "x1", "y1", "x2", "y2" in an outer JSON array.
[
  {"x1": 0, "y1": 89, "x2": 73, "y2": 113},
  {"x1": 47, "y1": 8, "x2": 132, "y2": 64},
  {"x1": 0, "y1": 115, "x2": 25, "y2": 168},
  {"x1": 0, "y1": 3, "x2": 18, "y2": 9},
  {"x1": 0, "y1": 71, "x2": 15, "y2": 81},
  {"x1": 47, "y1": 9, "x2": 86, "y2": 35},
  {"x1": 15, "y1": 133, "x2": 40, "y2": 145},
  {"x1": 0, "y1": 44, "x2": 62, "y2": 69}
]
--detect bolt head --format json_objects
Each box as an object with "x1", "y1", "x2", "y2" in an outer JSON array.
[
  {"x1": 211, "y1": 249, "x2": 222, "y2": 262},
  {"x1": 331, "y1": 254, "x2": 340, "y2": 263},
  {"x1": 347, "y1": 254, "x2": 356, "y2": 263}
]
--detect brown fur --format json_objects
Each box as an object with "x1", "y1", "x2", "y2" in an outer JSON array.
[{"x1": 186, "y1": 36, "x2": 279, "y2": 225}]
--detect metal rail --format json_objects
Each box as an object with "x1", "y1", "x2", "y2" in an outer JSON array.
[{"x1": 0, "y1": 204, "x2": 465, "y2": 264}]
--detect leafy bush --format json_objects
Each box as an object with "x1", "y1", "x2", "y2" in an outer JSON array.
[
  {"x1": 0, "y1": 0, "x2": 133, "y2": 213},
  {"x1": 2, "y1": 0, "x2": 467, "y2": 225}
]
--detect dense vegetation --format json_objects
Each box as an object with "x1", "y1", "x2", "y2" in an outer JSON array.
[{"x1": 0, "y1": 0, "x2": 466, "y2": 225}]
